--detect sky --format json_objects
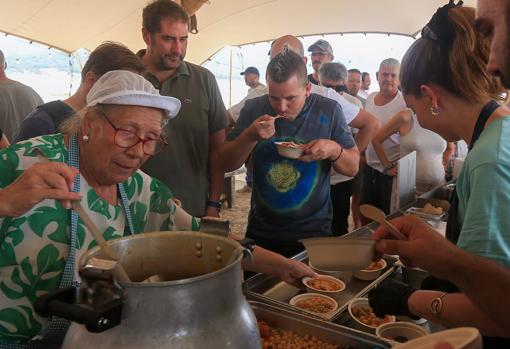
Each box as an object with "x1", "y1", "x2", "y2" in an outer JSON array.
[
  {"x1": 1, "y1": 32, "x2": 414, "y2": 106},
  {"x1": 203, "y1": 33, "x2": 415, "y2": 107}
]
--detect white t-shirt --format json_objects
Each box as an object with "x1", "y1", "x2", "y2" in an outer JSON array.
[
  {"x1": 358, "y1": 89, "x2": 369, "y2": 99},
  {"x1": 311, "y1": 84, "x2": 360, "y2": 125},
  {"x1": 365, "y1": 91, "x2": 408, "y2": 173},
  {"x1": 228, "y1": 83, "x2": 268, "y2": 122}
]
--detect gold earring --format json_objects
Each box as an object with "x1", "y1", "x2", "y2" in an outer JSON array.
[
  {"x1": 82, "y1": 135, "x2": 89, "y2": 143},
  {"x1": 430, "y1": 106, "x2": 441, "y2": 116}
]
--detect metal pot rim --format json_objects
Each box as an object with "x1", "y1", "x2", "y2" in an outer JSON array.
[{"x1": 80, "y1": 231, "x2": 245, "y2": 287}]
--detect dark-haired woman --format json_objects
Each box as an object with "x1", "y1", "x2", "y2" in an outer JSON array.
[{"x1": 368, "y1": 2, "x2": 510, "y2": 343}]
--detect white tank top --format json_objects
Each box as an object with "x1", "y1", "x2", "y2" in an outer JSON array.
[
  {"x1": 365, "y1": 91, "x2": 407, "y2": 172},
  {"x1": 400, "y1": 112, "x2": 446, "y2": 186}
]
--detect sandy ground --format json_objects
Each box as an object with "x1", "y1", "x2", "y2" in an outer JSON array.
[{"x1": 220, "y1": 175, "x2": 250, "y2": 239}]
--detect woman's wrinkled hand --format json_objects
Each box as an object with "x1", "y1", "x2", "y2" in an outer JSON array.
[
  {"x1": 278, "y1": 259, "x2": 318, "y2": 288},
  {"x1": 0, "y1": 162, "x2": 81, "y2": 217}
]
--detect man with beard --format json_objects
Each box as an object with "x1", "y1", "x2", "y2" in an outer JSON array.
[
  {"x1": 307, "y1": 39, "x2": 334, "y2": 85},
  {"x1": 138, "y1": 0, "x2": 228, "y2": 217}
]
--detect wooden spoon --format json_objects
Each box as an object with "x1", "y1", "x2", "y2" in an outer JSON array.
[{"x1": 359, "y1": 204, "x2": 407, "y2": 240}]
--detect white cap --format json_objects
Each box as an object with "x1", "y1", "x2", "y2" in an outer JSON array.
[{"x1": 86, "y1": 70, "x2": 181, "y2": 124}]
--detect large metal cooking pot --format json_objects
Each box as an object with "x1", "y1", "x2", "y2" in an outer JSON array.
[{"x1": 37, "y1": 231, "x2": 261, "y2": 349}]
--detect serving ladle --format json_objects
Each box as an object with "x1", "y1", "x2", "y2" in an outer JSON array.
[{"x1": 359, "y1": 204, "x2": 407, "y2": 240}]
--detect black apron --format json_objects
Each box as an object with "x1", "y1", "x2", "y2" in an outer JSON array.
[{"x1": 445, "y1": 100, "x2": 500, "y2": 243}]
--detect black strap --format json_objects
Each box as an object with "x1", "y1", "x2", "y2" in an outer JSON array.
[
  {"x1": 38, "y1": 101, "x2": 74, "y2": 131},
  {"x1": 445, "y1": 100, "x2": 500, "y2": 243}
]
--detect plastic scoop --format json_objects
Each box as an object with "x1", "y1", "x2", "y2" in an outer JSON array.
[{"x1": 359, "y1": 204, "x2": 407, "y2": 240}]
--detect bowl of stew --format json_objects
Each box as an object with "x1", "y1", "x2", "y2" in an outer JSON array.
[
  {"x1": 274, "y1": 141, "x2": 307, "y2": 159},
  {"x1": 353, "y1": 259, "x2": 387, "y2": 281},
  {"x1": 348, "y1": 298, "x2": 396, "y2": 333},
  {"x1": 302, "y1": 275, "x2": 346, "y2": 300},
  {"x1": 289, "y1": 293, "x2": 338, "y2": 320}
]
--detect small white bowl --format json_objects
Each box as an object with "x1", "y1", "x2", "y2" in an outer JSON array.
[
  {"x1": 376, "y1": 321, "x2": 428, "y2": 345},
  {"x1": 393, "y1": 327, "x2": 482, "y2": 349},
  {"x1": 302, "y1": 275, "x2": 346, "y2": 300},
  {"x1": 274, "y1": 141, "x2": 306, "y2": 159},
  {"x1": 353, "y1": 259, "x2": 387, "y2": 281},
  {"x1": 308, "y1": 261, "x2": 353, "y2": 285},
  {"x1": 289, "y1": 293, "x2": 338, "y2": 320},
  {"x1": 347, "y1": 298, "x2": 396, "y2": 333},
  {"x1": 300, "y1": 237, "x2": 375, "y2": 271}
]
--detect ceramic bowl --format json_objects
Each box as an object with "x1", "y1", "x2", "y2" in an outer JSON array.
[
  {"x1": 308, "y1": 261, "x2": 353, "y2": 285},
  {"x1": 393, "y1": 327, "x2": 482, "y2": 349}
]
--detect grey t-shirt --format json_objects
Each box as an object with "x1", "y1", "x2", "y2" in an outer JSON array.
[{"x1": 0, "y1": 80, "x2": 43, "y2": 140}]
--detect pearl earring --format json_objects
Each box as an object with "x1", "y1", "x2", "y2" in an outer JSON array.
[
  {"x1": 82, "y1": 135, "x2": 89, "y2": 143},
  {"x1": 430, "y1": 106, "x2": 441, "y2": 117}
]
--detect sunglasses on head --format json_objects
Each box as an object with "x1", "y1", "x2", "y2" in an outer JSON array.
[{"x1": 322, "y1": 84, "x2": 347, "y2": 93}]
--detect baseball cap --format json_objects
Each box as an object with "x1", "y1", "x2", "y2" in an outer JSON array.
[
  {"x1": 240, "y1": 67, "x2": 260, "y2": 76},
  {"x1": 86, "y1": 70, "x2": 181, "y2": 124},
  {"x1": 307, "y1": 39, "x2": 334, "y2": 56}
]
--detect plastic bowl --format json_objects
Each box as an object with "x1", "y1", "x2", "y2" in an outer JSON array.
[
  {"x1": 300, "y1": 237, "x2": 375, "y2": 271},
  {"x1": 308, "y1": 261, "x2": 353, "y2": 285},
  {"x1": 376, "y1": 321, "x2": 428, "y2": 345},
  {"x1": 302, "y1": 275, "x2": 345, "y2": 300},
  {"x1": 289, "y1": 293, "x2": 338, "y2": 320},
  {"x1": 353, "y1": 259, "x2": 387, "y2": 281},
  {"x1": 274, "y1": 141, "x2": 305, "y2": 159},
  {"x1": 347, "y1": 298, "x2": 396, "y2": 333},
  {"x1": 393, "y1": 327, "x2": 482, "y2": 349}
]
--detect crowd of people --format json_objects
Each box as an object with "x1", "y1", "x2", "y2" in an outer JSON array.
[{"x1": 0, "y1": 0, "x2": 509, "y2": 347}]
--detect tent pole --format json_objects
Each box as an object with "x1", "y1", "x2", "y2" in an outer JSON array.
[{"x1": 228, "y1": 46, "x2": 233, "y2": 108}]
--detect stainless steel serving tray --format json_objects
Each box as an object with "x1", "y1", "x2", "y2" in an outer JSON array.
[
  {"x1": 245, "y1": 253, "x2": 399, "y2": 322},
  {"x1": 251, "y1": 301, "x2": 391, "y2": 348}
]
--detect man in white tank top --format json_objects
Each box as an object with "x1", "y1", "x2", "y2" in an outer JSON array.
[{"x1": 361, "y1": 58, "x2": 407, "y2": 218}]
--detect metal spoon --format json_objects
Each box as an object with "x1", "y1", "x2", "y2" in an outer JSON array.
[{"x1": 359, "y1": 204, "x2": 407, "y2": 240}]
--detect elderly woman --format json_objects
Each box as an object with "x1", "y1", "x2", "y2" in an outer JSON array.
[
  {"x1": 367, "y1": 2, "x2": 510, "y2": 345},
  {"x1": 0, "y1": 70, "x2": 313, "y2": 348}
]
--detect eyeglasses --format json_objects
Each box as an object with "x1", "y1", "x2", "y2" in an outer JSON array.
[
  {"x1": 322, "y1": 84, "x2": 347, "y2": 93},
  {"x1": 97, "y1": 107, "x2": 167, "y2": 156}
]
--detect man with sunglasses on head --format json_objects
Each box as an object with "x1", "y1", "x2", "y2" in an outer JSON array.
[{"x1": 318, "y1": 62, "x2": 363, "y2": 235}]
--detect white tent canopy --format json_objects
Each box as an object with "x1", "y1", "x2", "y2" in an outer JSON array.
[{"x1": 1, "y1": 0, "x2": 476, "y2": 64}]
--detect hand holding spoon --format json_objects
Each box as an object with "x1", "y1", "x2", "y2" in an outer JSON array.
[{"x1": 359, "y1": 204, "x2": 407, "y2": 240}]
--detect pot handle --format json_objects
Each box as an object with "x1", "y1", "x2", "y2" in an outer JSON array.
[
  {"x1": 238, "y1": 238, "x2": 255, "y2": 264},
  {"x1": 35, "y1": 287, "x2": 123, "y2": 333}
]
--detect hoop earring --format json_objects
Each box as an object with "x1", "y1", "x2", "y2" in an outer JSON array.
[
  {"x1": 82, "y1": 135, "x2": 90, "y2": 143},
  {"x1": 430, "y1": 106, "x2": 441, "y2": 117}
]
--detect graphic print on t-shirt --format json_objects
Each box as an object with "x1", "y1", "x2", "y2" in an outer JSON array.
[{"x1": 253, "y1": 138, "x2": 320, "y2": 214}]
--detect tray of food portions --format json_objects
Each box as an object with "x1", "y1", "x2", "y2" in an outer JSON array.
[
  {"x1": 245, "y1": 253, "x2": 399, "y2": 322},
  {"x1": 251, "y1": 301, "x2": 390, "y2": 349}
]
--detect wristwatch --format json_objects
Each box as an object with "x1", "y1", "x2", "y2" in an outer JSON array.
[{"x1": 206, "y1": 200, "x2": 222, "y2": 212}]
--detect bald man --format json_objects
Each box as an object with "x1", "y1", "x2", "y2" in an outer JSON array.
[{"x1": 0, "y1": 50, "x2": 43, "y2": 140}]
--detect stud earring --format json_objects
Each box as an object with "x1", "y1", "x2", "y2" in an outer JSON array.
[
  {"x1": 82, "y1": 135, "x2": 89, "y2": 143},
  {"x1": 430, "y1": 106, "x2": 441, "y2": 116}
]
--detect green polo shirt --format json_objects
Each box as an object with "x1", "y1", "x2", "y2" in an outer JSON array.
[{"x1": 140, "y1": 55, "x2": 228, "y2": 216}]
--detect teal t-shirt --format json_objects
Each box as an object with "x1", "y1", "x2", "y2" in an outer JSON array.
[{"x1": 457, "y1": 117, "x2": 510, "y2": 266}]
